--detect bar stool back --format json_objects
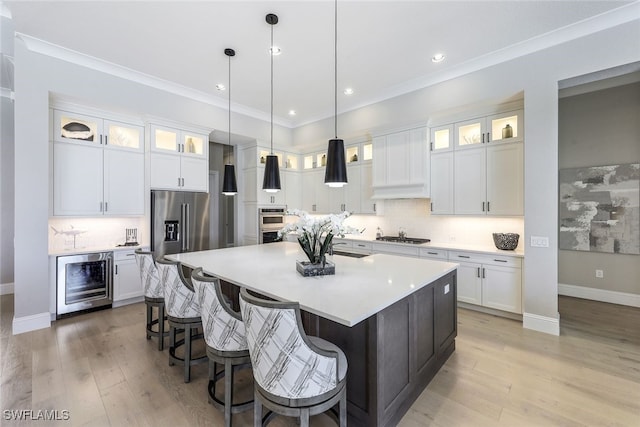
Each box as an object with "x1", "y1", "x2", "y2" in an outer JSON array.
[
  {"x1": 192, "y1": 268, "x2": 253, "y2": 427},
  {"x1": 134, "y1": 249, "x2": 168, "y2": 351},
  {"x1": 156, "y1": 257, "x2": 207, "y2": 383},
  {"x1": 239, "y1": 288, "x2": 347, "y2": 427}
]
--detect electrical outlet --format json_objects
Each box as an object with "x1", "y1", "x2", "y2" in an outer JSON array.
[
  {"x1": 530, "y1": 236, "x2": 549, "y2": 248},
  {"x1": 595, "y1": 269, "x2": 604, "y2": 279}
]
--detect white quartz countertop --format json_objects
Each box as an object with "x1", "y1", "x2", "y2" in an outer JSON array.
[
  {"x1": 49, "y1": 244, "x2": 148, "y2": 256},
  {"x1": 166, "y1": 242, "x2": 458, "y2": 327}
]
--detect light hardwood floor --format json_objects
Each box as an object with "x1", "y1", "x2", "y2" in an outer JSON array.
[{"x1": 1, "y1": 295, "x2": 639, "y2": 426}]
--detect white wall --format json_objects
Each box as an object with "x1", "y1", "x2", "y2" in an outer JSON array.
[
  {"x1": 11, "y1": 36, "x2": 291, "y2": 331},
  {"x1": 294, "y1": 19, "x2": 640, "y2": 334},
  {"x1": 10, "y1": 14, "x2": 640, "y2": 334}
]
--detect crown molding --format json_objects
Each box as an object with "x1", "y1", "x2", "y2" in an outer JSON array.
[
  {"x1": 1, "y1": 4, "x2": 12, "y2": 19},
  {"x1": 15, "y1": 32, "x2": 295, "y2": 129},
  {"x1": 294, "y1": 1, "x2": 640, "y2": 128}
]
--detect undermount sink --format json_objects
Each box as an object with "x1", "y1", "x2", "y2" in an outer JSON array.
[{"x1": 376, "y1": 236, "x2": 431, "y2": 244}]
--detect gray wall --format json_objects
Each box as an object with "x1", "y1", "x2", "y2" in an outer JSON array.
[{"x1": 558, "y1": 82, "x2": 640, "y2": 295}]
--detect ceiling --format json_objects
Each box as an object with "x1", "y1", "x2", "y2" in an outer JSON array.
[{"x1": 4, "y1": 1, "x2": 636, "y2": 128}]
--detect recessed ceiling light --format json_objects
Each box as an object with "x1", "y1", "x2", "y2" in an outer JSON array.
[
  {"x1": 269, "y1": 46, "x2": 281, "y2": 55},
  {"x1": 216, "y1": 84, "x2": 226, "y2": 91},
  {"x1": 432, "y1": 53, "x2": 445, "y2": 63},
  {"x1": 288, "y1": 110, "x2": 296, "y2": 116},
  {"x1": 343, "y1": 87, "x2": 354, "y2": 95}
]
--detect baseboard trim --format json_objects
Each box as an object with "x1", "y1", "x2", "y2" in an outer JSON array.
[
  {"x1": 0, "y1": 282, "x2": 14, "y2": 295},
  {"x1": 12, "y1": 312, "x2": 51, "y2": 335},
  {"x1": 558, "y1": 283, "x2": 640, "y2": 308},
  {"x1": 523, "y1": 312, "x2": 560, "y2": 336}
]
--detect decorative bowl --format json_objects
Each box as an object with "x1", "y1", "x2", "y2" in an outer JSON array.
[{"x1": 492, "y1": 233, "x2": 519, "y2": 250}]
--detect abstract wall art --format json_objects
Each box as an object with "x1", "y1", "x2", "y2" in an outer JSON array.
[{"x1": 559, "y1": 163, "x2": 639, "y2": 255}]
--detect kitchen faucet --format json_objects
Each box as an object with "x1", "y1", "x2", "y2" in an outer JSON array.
[{"x1": 398, "y1": 227, "x2": 406, "y2": 240}]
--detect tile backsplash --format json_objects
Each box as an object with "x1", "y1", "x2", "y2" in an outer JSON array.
[
  {"x1": 49, "y1": 217, "x2": 147, "y2": 252},
  {"x1": 344, "y1": 199, "x2": 525, "y2": 250}
]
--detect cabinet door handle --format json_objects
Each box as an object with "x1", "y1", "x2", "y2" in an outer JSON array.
[
  {"x1": 115, "y1": 265, "x2": 118, "y2": 274},
  {"x1": 105, "y1": 135, "x2": 108, "y2": 145},
  {"x1": 487, "y1": 132, "x2": 490, "y2": 143},
  {"x1": 104, "y1": 202, "x2": 108, "y2": 212},
  {"x1": 482, "y1": 268, "x2": 486, "y2": 279},
  {"x1": 482, "y1": 133, "x2": 485, "y2": 144},
  {"x1": 99, "y1": 201, "x2": 103, "y2": 212},
  {"x1": 178, "y1": 177, "x2": 181, "y2": 187},
  {"x1": 458, "y1": 255, "x2": 470, "y2": 259},
  {"x1": 430, "y1": 142, "x2": 434, "y2": 151},
  {"x1": 126, "y1": 253, "x2": 135, "y2": 257},
  {"x1": 373, "y1": 203, "x2": 376, "y2": 212},
  {"x1": 100, "y1": 134, "x2": 103, "y2": 145},
  {"x1": 487, "y1": 201, "x2": 490, "y2": 212},
  {"x1": 430, "y1": 202, "x2": 433, "y2": 212},
  {"x1": 476, "y1": 267, "x2": 480, "y2": 278},
  {"x1": 494, "y1": 259, "x2": 508, "y2": 263},
  {"x1": 482, "y1": 202, "x2": 485, "y2": 212}
]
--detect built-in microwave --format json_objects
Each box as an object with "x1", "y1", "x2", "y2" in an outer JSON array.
[{"x1": 259, "y1": 208, "x2": 285, "y2": 244}]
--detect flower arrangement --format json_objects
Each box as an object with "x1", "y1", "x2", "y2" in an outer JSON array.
[{"x1": 278, "y1": 209, "x2": 361, "y2": 265}]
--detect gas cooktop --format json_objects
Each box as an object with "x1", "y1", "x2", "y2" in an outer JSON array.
[{"x1": 375, "y1": 236, "x2": 431, "y2": 245}]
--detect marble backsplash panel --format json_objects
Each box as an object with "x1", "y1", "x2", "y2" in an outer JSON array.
[
  {"x1": 49, "y1": 217, "x2": 147, "y2": 252},
  {"x1": 343, "y1": 199, "x2": 525, "y2": 250}
]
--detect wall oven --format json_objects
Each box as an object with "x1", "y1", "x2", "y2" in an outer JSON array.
[
  {"x1": 57, "y1": 252, "x2": 113, "y2": 317},
  {"x1": 259, "y1": 208, "x2": 285, "y2": 244}
]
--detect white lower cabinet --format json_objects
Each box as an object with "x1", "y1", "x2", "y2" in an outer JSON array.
[
  {"x1": 113, "y1": 250, "x2": 143, "y2": 303},
  {"x1": 449, "y1": 250, "x2": 522, "y2": 314}
]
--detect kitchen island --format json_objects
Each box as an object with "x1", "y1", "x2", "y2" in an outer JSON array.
[{"x1": 168, "y1": 242, "x2": 458, "y2": 427}]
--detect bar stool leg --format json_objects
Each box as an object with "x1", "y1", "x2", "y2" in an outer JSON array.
[
  {"x1": 184, "y1": 324, "x2": 192, "y2": 383},
  {"x1": 224, "y1": 359, "x2": 233, "y2": 427},
  {"x1": 146, "y1": 304, "x2": 153, "y2": 340},
  {"x1": 157, "y1": 304, "x2": 165, "y2": 351},
  {"x1": 253, "y1": 391, "x2": 262, "y2": 427}
]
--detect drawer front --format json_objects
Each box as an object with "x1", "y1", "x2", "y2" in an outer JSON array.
[
  {"x1": 114, "y1": 250, "x2": 137, "y2": 261},
  {"x1": 352, "y1": 241, "x2": 373, "y2": 251},
  {"x1": 448, "y1": 250, "x2": 521, "y2": 268},
  {"x1": 448, "y1": 251, "x2": 486, "y2": 265},
  {"x1": 485, "y1": 255, "x2": 521, "y2": 268},
  {"x1": 373, "y1": 243, "x2": 420, "y2": 257},
  {"x1": 419, "y1": 248, "x2": 448, "y2": 260}
]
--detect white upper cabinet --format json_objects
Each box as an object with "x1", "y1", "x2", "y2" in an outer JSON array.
[
  {"x1": 454, "y1": 109, "x2": 523, "y2": 149},
  {"x1": 486, "y1": 142, "x2": 524, "y2": 216},
  {"x1": 430, "y1": 107, "x2": 524, "y2": 216},
  {"x1": 430, "y1": 152, "x2": 454, "y2": 215},
  {"x1": 54, "y1": 110, "x2": 143, "y2": 151},
  {"x1": 52, "y1": 107, "x2": 144, "y2": 217},
  {"x1": 372, "y1": 127, "x2": 429, "y2": 199},
  {"x1": 430, "y1": 124, "x2": 453, "y2": 152},
  {"x1": 149, "y1": 124, "x2": 209, "y2": 192}
]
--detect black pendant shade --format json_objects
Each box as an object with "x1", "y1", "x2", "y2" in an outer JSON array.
[
  {"x1": 324, "y1": 0, "x2": 348, "y2": 188},
  {"x1": 262, "y1": 13, "x2": 281, "y2": 193},
  {"x1": 262, "y1": 154, "x2": 281, "y2": 192},
  {"x1": 222, "y1": 164, "x2": 238, "y2": 195},
  {"x1": 324, "y1": 138, "x2": 348, "y2": 187},
  {"x1": 222, "y1": 47, "x2": 238, "y2": 196}
]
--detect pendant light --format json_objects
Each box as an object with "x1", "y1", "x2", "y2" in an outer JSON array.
[
  {"x1": 324, "y1": 0, "x2": 347, "y2": 188},
  {"x1": 262, "y1": 13, "x2": 281, "y2": 193},
  {"x1": 222, "y1": 48, "x2": 238, "y2": 196}
]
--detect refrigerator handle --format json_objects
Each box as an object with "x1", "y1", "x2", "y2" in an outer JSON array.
[
  {"x1": 180, "y1": 203, "x2": 186, "y2": 252},
  {"x1": 185, "y1": 203, "x2": 191, "y2": 251}
]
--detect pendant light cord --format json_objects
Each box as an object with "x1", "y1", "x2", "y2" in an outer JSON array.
[
  {"x1": 270, "y1": 21, "x2": 274, "y2": 155},
  {"x1": 228, "y1": 51, "x2": 231, "y2": 164},
  {"x1": 334, "y1": 0, "x2": 338, "y2": 139}
]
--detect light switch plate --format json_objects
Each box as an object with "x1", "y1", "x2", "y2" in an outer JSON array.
[
  {"x1": 444, "y1": 284, "x2": 450, "y2": 294},
  {"x1": 530, "y1": 236, "x2": 549, "y2": 247}
]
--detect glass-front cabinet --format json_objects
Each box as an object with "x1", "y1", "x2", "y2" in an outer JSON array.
[
  {"x1": 54, "y1": 110, "x2": 143, "y2": 151},
  {"x1": 430, "y1": 125, "x2": 453, "y2": 152},
  {"x1": 151, "y1": 125, "x2": 207, "y2": 158},
  {"x1": 454, "y1": 109, "x2": 523, "y2": 149}
]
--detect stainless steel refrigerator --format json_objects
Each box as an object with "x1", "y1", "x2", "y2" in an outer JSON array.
[{"x1": 151, "y1": 190, "x2": 210, "y2": 259}]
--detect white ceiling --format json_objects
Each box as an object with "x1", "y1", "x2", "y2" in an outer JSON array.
[{"x1": 4, "y1": 1, "x2": 636, "y2": 128}]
